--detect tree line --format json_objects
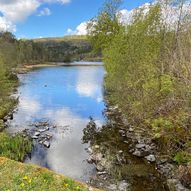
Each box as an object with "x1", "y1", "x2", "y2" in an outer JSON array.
[
  {"x1": 0, "y1": 32, "x2": 96, "y2": 127},
  {"x1": 88, "y1": 0, "x2": 191, "y2": 163}
]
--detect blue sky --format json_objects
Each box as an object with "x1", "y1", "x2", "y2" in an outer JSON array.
[{"x1": 0, "y1": 0, "x2": 151, "y2": 39}]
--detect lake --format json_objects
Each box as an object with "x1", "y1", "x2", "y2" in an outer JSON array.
[
  {"x1": 7, "y1": 62, "x2": 167, "y2": 191},
  {"x1": 8, "y1": 63, "x2": 105, "y2": 182}
]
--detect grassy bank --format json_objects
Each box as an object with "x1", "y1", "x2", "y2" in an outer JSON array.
[
  {"x1": 0, "y1": 132, "x2": 32, "y2": 162},
  {"x1": 0, "y1": 64, "x2": 18, "y2": 130},
  {"x1": 0, "y1": 157, "x2": 101, "y2": 191}
]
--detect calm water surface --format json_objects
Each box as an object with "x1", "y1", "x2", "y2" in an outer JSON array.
[{"x1": 8, "y1": 63, "x2": 105, "y2": 181}]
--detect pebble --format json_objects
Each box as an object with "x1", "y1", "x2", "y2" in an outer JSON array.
[
  {"x1": 107, "y1": 184, "x2": 117, "y2": 191},
  {"x1": 87, "y1": 147, "x2": 93, "y2": 154},
  {"x1": 135, "y1": 143, "x2": 146, "y2": 149},
  {"x1": 96, "y1": 163, "x2": 105, "y2": 172},
  {"x1": 94, "y1": 145, "x2": 100, "y2": 149},
  {"x1": 132, "y1": 150, "x2": 142, "y2": 157},
  {"x1": 43, "y1": 141, "x2": 50, "y2": 148},
  {"x1": 34, "y1": 131, "x2": 40, "y2": 136},
  {"x1": 38, "y1": 127, "x2": 49, "y2": 133},
  {"x1": 145, "y1": 154, "x2": 156, "y2": 162},
  {"x1": 31, "y1": 135, "x2": 39, "y2": 139},
  {"x1": 129, "y1": 127, "x2": 134, "y2": 132},
  {"x1": 87, "y1": 158, "x2": 93, "y2": 164},
  {"x1": 118, "y1": 180, "x2": 130, "y2": 191},
  {"x1": 97, "y1": 171, "x2": 107, "y2": 175}
]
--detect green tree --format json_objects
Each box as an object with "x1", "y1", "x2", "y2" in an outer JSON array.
[{"x1": 87, "y1": 0, "x2": 122, "y2": 51}]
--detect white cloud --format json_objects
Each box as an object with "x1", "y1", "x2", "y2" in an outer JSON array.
[
  {"x1": 0, "y1": 0, "x2": 71, "y2": 32},
  {"x1": 117, "y1": 9, "x2": 134, "y2": 25},
  {"x1": 76, "y1": 67, "x2": 104, "y2": 101},
  {"x1": 0, "y1": 0, "x2": 40, "y2": 23},
  {"x1": 76, "y1": 22, "x2": 88, "y2": 35},
  {"x1": 41, "y1": 0, "x2": 70, "y2": 4},
  {"x1": 67, "y1": 2, "x2": 191, "y2": 36},
  {"x1": 19, "y1": 96, "x2": 42, "y2": 114},
  {"x1": 66, "y1": 28, "x2": 75, "y2": 35},
  {"x1": 118, "y1": 2, "x2": 191, "y2": 30},
  {"x1": 37, "y1": 7, "x2": 51, "y2": 16},
  {"x1": 0, "y1": 16, "x2": 15, "y2": 32},
  {"x1": 66, "y1": 21, "x2": 88, "y2": 36}
]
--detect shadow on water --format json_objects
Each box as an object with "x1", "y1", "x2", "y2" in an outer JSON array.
[
  {"x1": 82, "y1": 115, "x2": 168, "y2": 191},
  {"x1": 7, "y1": 62, "x2": 167, "y2": 190}
]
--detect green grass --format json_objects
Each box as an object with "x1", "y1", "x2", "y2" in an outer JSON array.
[
  {"x1": 0, "y1": 73, "x2": 18, "y2": 120},
  {"x1": 0, "y1": 157, "x2": 102, "y2": 191},
  {"x1": 0, "y1": 132, "x2": 32, "y2": 162},
  {"x1": 0, "y1": 98, "x2": 17, "y2": 119}
]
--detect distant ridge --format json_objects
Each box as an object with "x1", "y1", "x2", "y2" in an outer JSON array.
[{"x1": 32, "y1": 35, "x2": 88, "y2": 43}]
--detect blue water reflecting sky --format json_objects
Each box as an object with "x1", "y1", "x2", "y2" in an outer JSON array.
[{"x1": 8, "y1": 64, "x2": 105, "y2": 181}]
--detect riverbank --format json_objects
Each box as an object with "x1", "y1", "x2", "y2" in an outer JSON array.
[
  {"x1": 86, "y1": 0, "x2": 191, "y2": 190},
  {"x1": 15, "y1": 61, "x2": 103, "y2": 74},
  {"x1": 102, "y1": 100, "x2": 191, "y2": 191},
  {"x1": 0, "y1": 157, "x2": 102, "y2": 191},
  {"x1": 27, "y1": 61, "x2": 103, "y2": 67},
  {"x1": 0, "y1": 64, "x2": 103, "y2": 191},
  {"x1": 83, "y1": 105, "x2": 168, "y2": 191},
  {"x1": 0, "y1": 74, "x2": 18, "y2": 131}
]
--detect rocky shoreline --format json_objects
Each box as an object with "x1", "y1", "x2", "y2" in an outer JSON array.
[
  {"x1": 84, "y1": 105, "x2": 191, "y2": 191},
  {"x1": 3, "y1": 95, "x2": 191, "y2": 190}
]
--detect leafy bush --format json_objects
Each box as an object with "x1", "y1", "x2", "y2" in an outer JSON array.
[
  {"x1": 174, "y1": 152, "x2": 191, "y2": 165},
  {"x1": 88, "y1": 0, "x2": 191, "y2": 159}
]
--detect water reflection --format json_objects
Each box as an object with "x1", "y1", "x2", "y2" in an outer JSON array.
[
  {"x1": 8, "y1": 63, "x2": 105, "y2": 181},
  {"x1": 76, "y1": 67, "x2": 103, "y2": 102}
]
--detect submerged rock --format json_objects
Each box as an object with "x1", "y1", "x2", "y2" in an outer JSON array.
[
  {"x1": 34, "y1": 131, "x2": 40, "y2": 136},
  {"x1": 31, "y1": 135, "x2": 39, "y2": 139},
  {"x1": 87, "y1": 147, "x2": 93, "y2": 154},
  {"x1": 38, "y1": 127, "x2": 49, "y2": 133},
  {"x1": 43, "y1": 141, "x2": 50, "y2": 148},
  {"x1": 34, "y1": 121, "x2": 49, "y2": 127}
]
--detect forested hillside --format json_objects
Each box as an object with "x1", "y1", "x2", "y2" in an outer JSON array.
[
  {"x1": 33, "y1": 35, "x2": 101, "y2": 62},
  {"x1": 88, "y1": 0, "x2": 191, "y2": 166}
]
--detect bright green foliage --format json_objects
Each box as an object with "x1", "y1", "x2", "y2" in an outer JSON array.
[
  {"x1": 88, "y1": 0, "x2": 122, "y2": 52},
  {"x1": 89, "y1": 0, "x2": 191, "y2": 162},
  {"x1": 174, "y1": 151, "x2": 191, "y2": 164}
]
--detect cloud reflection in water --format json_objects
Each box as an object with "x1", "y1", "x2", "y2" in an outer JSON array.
[{"x1": 8, "y1": 65, "x2": 105, "y2": 181}]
